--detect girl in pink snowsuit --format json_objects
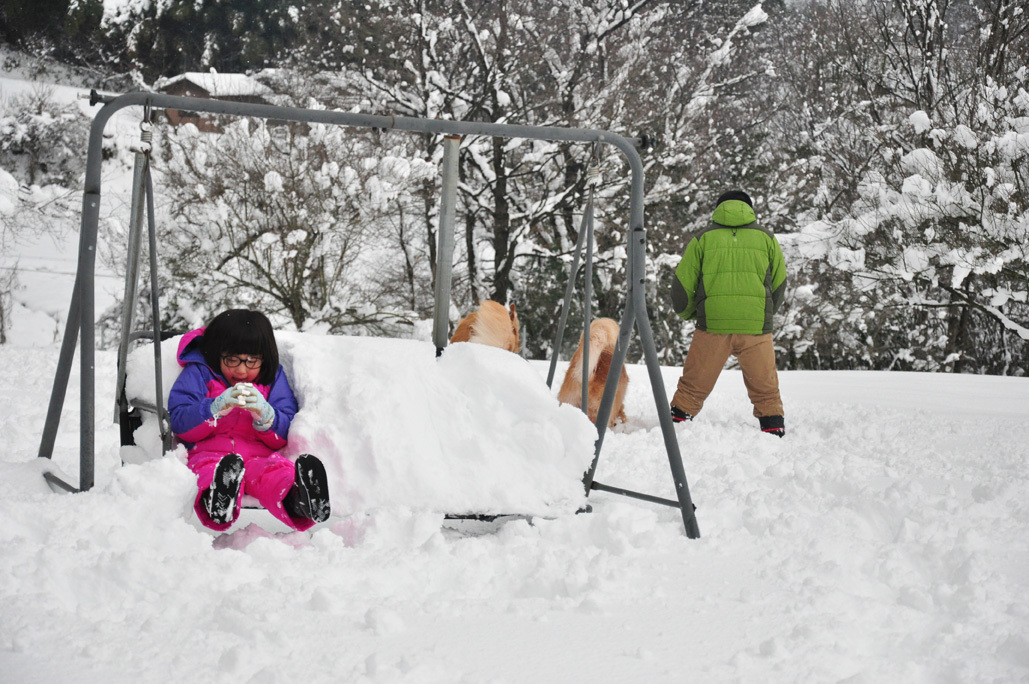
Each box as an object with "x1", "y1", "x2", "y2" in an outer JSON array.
[{"x1": 169, "y1": 309, "x2": 329, "y2": 531}]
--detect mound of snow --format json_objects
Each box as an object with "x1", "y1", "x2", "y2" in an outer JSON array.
[{"x1": 125, "y1": 332, "x2": 597, "y2": 520}]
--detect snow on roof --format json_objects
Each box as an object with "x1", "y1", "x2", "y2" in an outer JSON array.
[{"x1": 155, "y1": 72, "x2": 272, "y2": 98}]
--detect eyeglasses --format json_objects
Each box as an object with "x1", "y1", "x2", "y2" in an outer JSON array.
[{"x1": 221, "y1": 354, "x2": 263, "y2": 369}]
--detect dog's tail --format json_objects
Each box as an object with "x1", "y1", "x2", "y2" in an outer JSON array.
[
  {"x1": 567, "y1": 318, "x2": 620, "y2": 381},
  {"x1": 584, "y1": 318, "x2": 620, "y2": 379}
]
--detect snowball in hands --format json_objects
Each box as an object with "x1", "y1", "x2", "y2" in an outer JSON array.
[
  {"x1": 209, "y1": 383, "x2": 264, "y2": 421},
  {"x1": 242, "y1": 387, "x2": 275, "y2": 431}
]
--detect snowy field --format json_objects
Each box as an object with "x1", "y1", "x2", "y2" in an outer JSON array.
[{"x1": 1, "y1": 335, "x2": 1028, "y2": 683}]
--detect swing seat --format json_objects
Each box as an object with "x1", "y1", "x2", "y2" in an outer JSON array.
[{"x1": 123, "y1": 332, "x2": 598, "y2": 520}]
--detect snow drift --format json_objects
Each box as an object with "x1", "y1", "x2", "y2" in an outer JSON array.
[
  {"x1": 125, "y1": 332, "x2": 597, "y2": 519},
  {"x1": 3, "y1": 342, "x2": 1029, "y2": 682}
]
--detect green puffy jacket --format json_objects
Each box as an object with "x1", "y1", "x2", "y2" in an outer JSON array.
[{"x1": 671, "y1": 199, "x2": 787, "y2": 334}]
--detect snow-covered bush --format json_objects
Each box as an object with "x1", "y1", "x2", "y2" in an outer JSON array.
[
  {"x1": 768, "y1": 0, "x2": 1029, "y2": 375},
  {"x1": 156, "y1": 116, "x2": 436, "y2": 335},
  {"x1": 0, "y1": 85, "x2": 88, "y2": 187}
]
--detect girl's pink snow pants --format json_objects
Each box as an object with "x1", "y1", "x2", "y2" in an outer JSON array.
[{"x1": 188, "y1": 451, "x2": 316, "y2": 532}]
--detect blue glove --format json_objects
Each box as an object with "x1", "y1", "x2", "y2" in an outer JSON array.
[
  {"x1": 210, "y1": 386, "x2": 243, "y2": 417},
  {"x1": 242, "y1": 389, "x2": 276, "y2": 431}
]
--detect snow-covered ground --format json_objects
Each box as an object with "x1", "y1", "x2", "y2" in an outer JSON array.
[{"x1": 1, "y1": 332, "x2": 1027, "y2": 683}]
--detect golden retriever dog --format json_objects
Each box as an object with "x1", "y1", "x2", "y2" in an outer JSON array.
[
  {"x1": 557, "y1": 317, "x2": 628, "y2": 427},
  {"x1": 450, "y1": 300, "x2": 520, "y2": 353}
]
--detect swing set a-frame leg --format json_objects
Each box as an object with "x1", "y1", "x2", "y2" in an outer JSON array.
[{"x1": 581, "y1": 229, "x2": 701, "y2": 539}]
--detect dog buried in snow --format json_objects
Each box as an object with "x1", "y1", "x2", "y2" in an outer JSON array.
[
  {"x1": 450, "y1": 300, "x2": 520, "y2": 353},
  {"x1": 557, "y1": 317, "x2": 628, "y2": 427}
]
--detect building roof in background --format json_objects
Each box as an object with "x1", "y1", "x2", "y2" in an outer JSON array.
[{"x1": 154, "y1": 72, "x2": 272, "y2": 98}]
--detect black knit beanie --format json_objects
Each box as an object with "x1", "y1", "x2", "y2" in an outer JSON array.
[{"x1": 715, "y1": 190, "x2": 753, "y2": 208}]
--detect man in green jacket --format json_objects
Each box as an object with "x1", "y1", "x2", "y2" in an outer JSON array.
[{"x1": 670, "y1": 190, "x2": 787, "y2": 437}]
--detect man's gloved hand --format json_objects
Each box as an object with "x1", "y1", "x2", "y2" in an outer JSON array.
[
  {"x1": 210, "y1": 386, "x2": 242, "y2": 417},
  {"x1": 243, "y1": 390, "x2": 276, "y2": 431}
]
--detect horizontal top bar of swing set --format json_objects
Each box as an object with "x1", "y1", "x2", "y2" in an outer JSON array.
[{"x1": 86, "y1": 90, "x2": 646, "y2": 192}]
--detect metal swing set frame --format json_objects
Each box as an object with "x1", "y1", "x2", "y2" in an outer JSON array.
[{"x1": 36, "y1": 90, "x2": 701, "y2": 539}]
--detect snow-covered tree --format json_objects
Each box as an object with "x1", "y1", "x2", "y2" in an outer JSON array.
[
  {"x1": 293, "y1": 0, "x2": 683, "y2": 356},
  {"x1": 786, "y1": 0, "x2": 1029, "y2": 373},
  {"x1": 637, "y1": 1, "x2": 784, "y2": 361},
  {"x1": 0, "y1": 88, "x2": 88, "y2": 345},
  {"x1": 0, "y1": 85, "x2": 87, "y2": 186},
  {"x1": 158, "y1": 115, "x2": 435, "y2": 335}
]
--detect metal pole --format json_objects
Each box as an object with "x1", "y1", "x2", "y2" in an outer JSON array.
[
  {"x1": 113, "y1": 142, "x2": 149, "y2": 422},
  {"x1": 590, "y1": 481, "x2": 681, "y2": 509},
  {"x1": 37, "y1": 92, "x2": 106, "y2": 488},
  {"x1": 629, "y1": 223, "x2": 700, "y2": 538},
  {"x1": 587, "y1": 152, "x2": 630, "y2": 449},
  {"x1": 432, "y1": 135, "x2": 461, "y2": 357},
  {"x1": 583, "y1": 294, "x2": 634, "y2": 489},
  {"x1": 85, "y1": 92, "x2": 648, "y2": 168},
  {"x1": 37, "y1": 279, "x2": 81, "y2": 464},
  {"x1": 580, "y1": 192, "x2": 594, "y2": 414},
  {"x1": 144, "y1": 157, "x2": 174, "y2": 452},
  {"x1": 545, "y1": 208, "x2": 591, "y2": 389},
  {"x1": 77, "y1": 189, "x2": 100, "y2": 492}
]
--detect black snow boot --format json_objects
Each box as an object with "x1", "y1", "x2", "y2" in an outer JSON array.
[
  {"x1": 759, "y1": 415, "x2": 785, "y2": 438},
  {"x1": 670, "y1": 405, "x2": 693, "y2": 423},
  {"x1": 283, "y1": 454, "x2": 331, "y2": 524},
  {"x1": 204, "y1": 453, "x2": 245, "y2": 525}
]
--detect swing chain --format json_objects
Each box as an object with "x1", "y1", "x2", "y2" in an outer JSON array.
[
  {"x1": 130, "y1": 106, "x2": 154, "y2": 155},
  {"x1": 585, "y1": 147, "x2": 602, "y2": 189}
]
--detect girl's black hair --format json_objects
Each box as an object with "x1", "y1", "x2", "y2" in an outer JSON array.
[{"x1": 200, "y1": 309, "x2": 279, "y2": 385}]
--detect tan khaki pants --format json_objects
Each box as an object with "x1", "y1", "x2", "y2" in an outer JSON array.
[{"x1": 671, "y1": 330, "x2": 784, "y2": 418}]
